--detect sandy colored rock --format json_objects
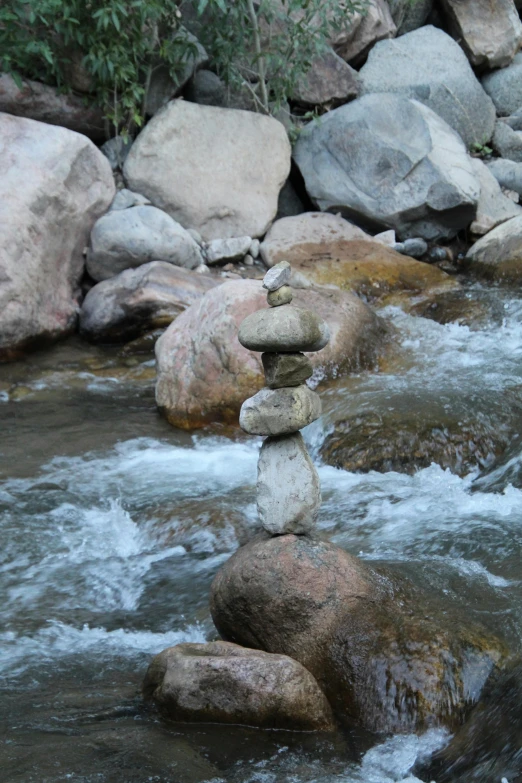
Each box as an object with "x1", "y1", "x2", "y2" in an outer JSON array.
[
  {"x1": 155, "y1": 280, "x2": 386, "y2": 429},
  {"x1": 143, "y1": 640, "x2": 334, "y2": 731},
  {"x1": 331, "y1": 0, "x2": 396, "y2": 64},
  {"x1": 257, "y1": 433, "x2": 321, "y2": 535},
  {"x1": 239, "y1": 305, "x2": 330, "y2": 353},
  {"x1": 124, "y1": 100, "x2": 291, "y2": 241},
  {"x1": 0, "y1": 73, "x2": 105, "y2": 141},
  {"x1": 211, "y1": 535, "x2": 506, "y2": 733},
  {"x1": 86, "y1": 206, "x2": 204, "y2": 281},
  {"x1": 466, "y1": 215, "x2": 522, "y2": 282},
  {"x1": 0, "y1": 113, "x2": 114, "y2": 361},
  {"x1": 439, "y1": 0, "x2": 522, "y2": 69},
  {"x1": 79, "y1": 261, "x2": 219, "y2": 343},
  {"x1": 267, "y1": 286, "x2": 293, "y2": 307},
  {"x1": 294, "y1": 94, "x2": 480, "y2": 241},
  {"x1": 240, "y1": 385, "x2": 321, "y2": 435}
]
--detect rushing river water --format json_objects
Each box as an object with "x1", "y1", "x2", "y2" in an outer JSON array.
[{"x1": 2, "y1": 283, "x2": 522, "y2": 782}]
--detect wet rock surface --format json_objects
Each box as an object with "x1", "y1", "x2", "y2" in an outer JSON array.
[
  {"x1": 143, "y1": 641, "x2": 334, "y2": 731},
  {"x1": 211, "y1": 535, "x2": 506, "y2": 733}
]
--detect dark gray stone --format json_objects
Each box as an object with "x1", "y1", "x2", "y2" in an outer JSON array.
[
  {"x1": 493, "y1": 121, "x2": 522, "y2": 163},
  {"x1": 185, "y1": 69, "x2": 226, "y2": 107}
]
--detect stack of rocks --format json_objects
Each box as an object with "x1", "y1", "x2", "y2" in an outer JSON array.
[{"x1": 238, "y1": 261, "x2": 330, "y2": 535}]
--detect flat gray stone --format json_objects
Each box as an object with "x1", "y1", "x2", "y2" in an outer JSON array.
[
  {"x1": 359, "y1": 26, "x2": 496, "y2": 149},
  {"x1": 493, "y1": 121, "x2": 522, "y2": 163},
  {"x1": 262, "y1": 352, "x2": 313, "y2": 388},
  {"x1": 257, "y1": 433, "x2": 321, "y2": 535},
  {"x1": 86, "y1": 205, "x2": 204, "y2": 281},
  {"x1": 487, "y1": 158, "x2": 522, "y2": 196},
  {"x1": 239, "y1": 385, "x2": 321, "y2": 435},
  {"x1": 483, "y1": 52, "x2": 522, "y2": 116},
  {"x1": 263, "y1": 261, "x2": 291, "y2": 291},
  {"x1": 238, "y1": 305, "x2": 330, "y2": 353},
  {"x1": 205, "y1": 236, "x2": 252, "y2": 265},
  {"x1": 267, "y1": 286, "x2": 293, "y2": 307}
]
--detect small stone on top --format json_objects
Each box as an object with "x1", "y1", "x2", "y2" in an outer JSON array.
[{"x1": 263, "y1": 260, "x2": 291, "y2": 292}]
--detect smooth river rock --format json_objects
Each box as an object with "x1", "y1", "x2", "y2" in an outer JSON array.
[
  {"x1": 293, "y1": 94, "x2": 480, "y2": 241},
  {"x1": 257, "y1": 433, "x2": 321, "y2": 535},
  {"x1": 238, "y1": 305, "x2": 330, "y2": 353},
  {"x1": 86, "y1": 206, "x2": 204, "y2": 281},
  {"x1": 239, "y1": 385, "x2": 321, "y2": 436},
  {"x1": 79, "y1": 261, "x2": 218, "y2": 343},
  {"x1": 267, "y1": 286, "x2": 293, "y2": 307},
  {"x1": 211, "y1": 535, "x2": 507, "y2": 733},
  {"x1": 482, "y1": 52, "x2": 522, "y2": 116},
  {"x1": 143, "y1": 640, "x2": 334, "y2": 731},
  {"x1": 359, "y1": 26, "x2": 496, "y2": 149},
  {"x1": 124, "y1": 100, "x2": 291, "y2": 240},
  {"x1": 155, "y1": 280, "x2": 386, "y2": 429},
  {"x1": 0, "y1": 113, "x2": 114, "y2": 361},
  {"x1": 262, "y1": 353, "x2": 313, "y2": 389},
  {"x1": 466, "y1": 214, "x2": 522, "y2": 282}
]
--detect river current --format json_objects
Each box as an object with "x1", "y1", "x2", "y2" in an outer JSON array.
[{"x1": 2, "y1": 284, "x2": 522, "y2": 782}]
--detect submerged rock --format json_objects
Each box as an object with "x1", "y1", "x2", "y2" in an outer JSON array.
[
  {"x1": 143, "y1": 641, "x2": 334, "y2": 731},
  {"x1": 155, "y1": 280, "x2": 385, "y2": 429},
  {"x1": 124, "y1": 100, "x2": 291, "y2": 240},
  {"x1": 256, "y1": 433, "x2": 321, "y2": 535},
  {"x1": 79, "y1": 262, "x2": 218, "y2": 343},
  {"x1": 293, "y1": 94, "x2": 480, "y2": 241},
  {"x1": 211, "y1": 535, "x2": 506, "y2": 733},
  {"x1": 239, "y1": 385, "x2": 321, "y2": 435},
  {"x1": 0, "y1": 113, "x2": 114, "y2": 361}
]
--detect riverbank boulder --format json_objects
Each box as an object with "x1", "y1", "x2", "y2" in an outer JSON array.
[
  {"x1": 439, "y1": 0, "x2": 522, "y2": 70},
  {"x1": 493, "y1": 119, "x2": 522, "y2": 162},
  {"x1": 293, "y1": 94, "x2": 480, "y2": 241},
  {"x1": 483, "y1": 52, "x2": 522, "y2": 116},
  {"x1": 261, "y1": 215, "x2": 456, "y2": 300},
  {"x1": 331, "y1": 0, "x2": 396, "y2": 64},
  {"x1": 79, "y1": 262, "x2": 218, "y2": 343},
  {"x1": 0, "y1": 113, "x2": 114, "y2": 361},
  {"x1": 359, "y1": 26, "x2": 496, "y2": 149},
  {"x1": 0, "y1": 73, "x2": 105, "y2": 141},
  {"x1": 292, "y1": 49, "x2": 360, "y2": 108},
  {"x1": 155, "y1": 279, "x2": 386, "y2": 430},
  {"x1": 211, "y1": 535, "x2": 506, "y2": 733},
  {"x1": 124, "y1": 100, "x2": 291, "y2": 241},
  {"x1": 470, "y1": 158, "x2": 522, "y2": 236},
  {"x1": 143, "y1": 641, "x2": 335, "y2": 731},
  {"x1": 466, "y1": 214, "x2": 522, "y2": 282},
  {"x1": 86, "y1": 205, "x2": 204, "y2": 281}
]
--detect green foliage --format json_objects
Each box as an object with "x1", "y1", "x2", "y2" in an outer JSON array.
[
  {"x1": 197, "y1": 0, "x2": 369, "y2": 114},
  {"x1": 0, "y1": 0, "x2": 194, "y2": 135},
  {"x1": 470, "y1": 142, "x2": 493, "y2": 159}
]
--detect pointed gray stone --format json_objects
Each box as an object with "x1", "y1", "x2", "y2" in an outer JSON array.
[
  {"x1": 262, "y1": 353, "x2": 312, "y2": 389},
  {"x1": 238, "y1": 305, "x2": 330, "y2": 353},
  {"x1": 257, "y1": 433, "x2": 321, "y2": 535},
  {"x1": 239, "y1": 385, "x2": 321, "y2": 435},
  {"x1": 263, "y1": 260, "x2": 291, "y2": 291}
]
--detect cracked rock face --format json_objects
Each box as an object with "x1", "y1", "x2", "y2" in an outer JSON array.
[{"x1": 257, "y1": 433, "x2": 321, "y2": 535}]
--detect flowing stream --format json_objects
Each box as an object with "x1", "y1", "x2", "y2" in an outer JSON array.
[{"x1": 2, "y1": 283, "x2": 522, "y2": 782}]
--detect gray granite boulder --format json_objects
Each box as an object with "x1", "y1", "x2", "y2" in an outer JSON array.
[
  {"x1": 466, "y1": 215, "x2": 522, "y2": 282},
  {"x1": 483, "y1": 53, "x2": 522, "y2": 116},
  {"x1": 144, "y1": 29, "x2": 208, "y2": 116},
  {"x1": 331, "y1": 0, "x2": 396, "y2": 64},
  {"x1": 86, "y1": 205, "x2": 204, "y2": 281},
  {"x1": 239, "y1": 385, "x2": 321, "y2": 435},
  {"x1": 79, "y1": 261, "x2": 218, "y2": 342},
  {"x1": 387, "y1": 0, "x2": 432, "y2": 35},
  {"x1": 257, "y1": 433, "x2": 321, "y2": 535},
  {"x1": 359, "y1": 26, "x2": 496, "y2": 148},
  {"x1": 470, "y1": 158, "x2": 522, "y2": 235},
  {"x1": 439, "y1": 0, "x2": 522, "y2": 70},
  {"x1": 493, "y1": 121, "x2": 522, "y2": 163},
  {"x1": 292, "y1": 48, "x2": 360, "y2": 108},
  {"x1": 293, "y1": 93, "x2": 480, "y2": 241},
  {"x1": 487, "y1": 158, "x2": 522, "y2": 196},
  {"x1": 143, "y1": 641, "x2": 334, "y2": 730}
]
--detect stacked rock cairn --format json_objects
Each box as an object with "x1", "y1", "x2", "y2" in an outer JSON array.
[{"x1": 237, "y1": 261, "x2": 330, "y2": 535}]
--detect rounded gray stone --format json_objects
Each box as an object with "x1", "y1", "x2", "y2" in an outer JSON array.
[
  {"x1": 238, "y1": 305, "x2": 330, "y2": 353},
  {"x1": 267, "y1": 285, "x2": 293, "y2": 307},
  {"x1": 262, "y1": 352, "x2": 313, "y2": 389},
  {"x1": 257, "y1": 432, "x2": 321, "y2": 535},
  {"x1": 239, "y1": 385, "x2": 321, "y2": 435}
]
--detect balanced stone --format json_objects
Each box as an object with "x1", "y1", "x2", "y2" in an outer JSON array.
[
  {"x1": 262, "y1": 352, "x2": 313, "y2": 389},
  {"x1": 238, "y1": 305, "x2": 330, "y2": 353},
  {"x1": 267, "y1": 285, "x2": 293, "y2": 307},
  {"x1": 257, "y1": 433, "x2": 321, "y2": 535},
  {"x1": 263, "y1": 260, "x2": 291, "y2": 291},
  {"x1": 240, "y1": 385, "x2": 321, "y2": 435}
]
